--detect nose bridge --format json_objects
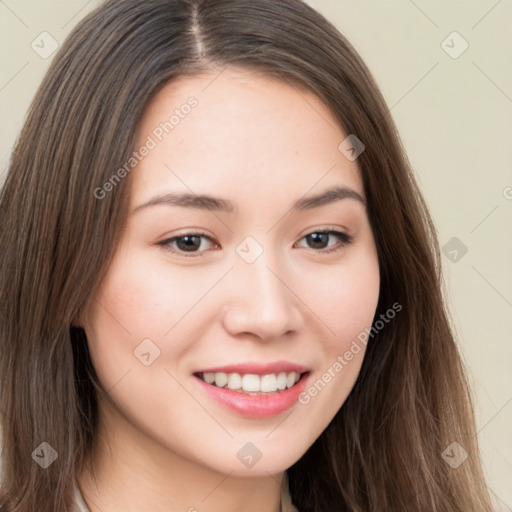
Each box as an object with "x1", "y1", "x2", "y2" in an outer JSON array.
[
  {"x1": 243, "y1": 256, "x2": 286, "y2": 305},
  {"x1": 222, "y1": 241, "x2": 302, "y2": 339}
]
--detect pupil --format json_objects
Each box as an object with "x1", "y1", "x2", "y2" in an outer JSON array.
[
  {"x1": 177, "y1": 235, "x2": 201, "y2": 251},
  {"x1": 308, "y1": 232, "x2": 328, "y2": 249}
]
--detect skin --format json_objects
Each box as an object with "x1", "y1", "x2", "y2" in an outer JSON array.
[{"x1": 77, "y1": 67, "x2": 380, "y2": 512}]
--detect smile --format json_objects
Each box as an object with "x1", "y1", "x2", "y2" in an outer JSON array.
[
  {"x1": 193, "y1": 369, "x2": 311, "y2": 418},
  {"x1": 195, "y1": 371, "x2": 304, "y2": 395}
]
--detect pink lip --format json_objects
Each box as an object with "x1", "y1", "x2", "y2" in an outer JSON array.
[
  {"x1": 194, "y1": 361, "x2": 310, "y2": 375},
  {"x1": 193, "y1": 371, "x2": 311, "y2": 418}
]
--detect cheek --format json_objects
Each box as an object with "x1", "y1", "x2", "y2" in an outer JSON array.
[
  {"x1": 88, "y1": 248, "x2": 207, "y2": 341},
  {"x1": 82, "y1": 247, "x2": 226, "y2": 384},
  {"x1": 293, "y1": 245, "x2": 379, "y2": 428},
  {"x1": 301, "y1": 243, "x2": 380, "y2": 347},
  {"x1": 81, "y1": 248, "x2": 166, "y2": 385}
]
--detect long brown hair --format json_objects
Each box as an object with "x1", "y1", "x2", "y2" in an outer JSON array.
[{"x1": 0, "y1": 1, "x2": 494, "y2": 510}]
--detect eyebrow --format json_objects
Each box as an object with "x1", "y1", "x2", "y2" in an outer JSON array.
[{"x1": 132, "y1": 185, "x2": 366, "y2": 215}]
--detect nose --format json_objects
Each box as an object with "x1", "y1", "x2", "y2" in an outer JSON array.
[{"x1": 221, "y1": 254, "x2": 304, "y2": 342}]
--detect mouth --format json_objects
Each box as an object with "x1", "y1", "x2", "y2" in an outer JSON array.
[
  {"x1": 191, "y1": 361, "x2": 312, "y2": 418},
  {"x1": 193, "y1": 370, "x2": 309, "y2": 395}
]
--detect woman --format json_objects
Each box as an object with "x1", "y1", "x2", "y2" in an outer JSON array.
[{"x1": 0, "y1": 0, "x2": 495, "y2": 511}]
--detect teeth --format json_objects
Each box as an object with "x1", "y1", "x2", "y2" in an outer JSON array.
[
  {"x1": 276, "y1": 372, "x2": 287, "y2": 390},
  {"x1": 200, "y1": 371, "x2": 303, "y2": 393},
  {"x1": 203, "y1": 372, "x2": 215, "y2": 384},
  {"x1": 214, "y1": 372, "x2": 227, "y2": 388},
  {"x1": 260, "y1": 373, "x2": 277, "y2": 392},
  {"x1": 242, "y1": 374, "x2": 260, "y2": 392},
  {"x1": 227, "y1": 373, "x2": 242, "y2": 390}
]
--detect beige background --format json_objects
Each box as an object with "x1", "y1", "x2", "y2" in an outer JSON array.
[{"x1": 1, "y1": 0, "x2": 511, "y2": 509}]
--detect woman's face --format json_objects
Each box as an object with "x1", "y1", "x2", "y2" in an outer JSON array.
[{"x1": 81, "y1": 67, "x2": 380, "y2": 477}]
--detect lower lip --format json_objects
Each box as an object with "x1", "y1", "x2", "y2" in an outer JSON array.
[{"x1": 194, "y1": 373, "x2": 310, "y2": 418}]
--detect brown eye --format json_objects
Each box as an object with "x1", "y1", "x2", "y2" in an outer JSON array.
[
  {"x1": 157, "y1": 232, "x2": 218, "y2": 256},
  {"x1": 156, "y1": 229, "x2": 353, "y2": 258},
  {"x1": 297, "y1": 230, "x2": 353, "y2": 253}
]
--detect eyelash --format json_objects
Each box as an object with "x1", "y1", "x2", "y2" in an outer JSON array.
[{"x1": 156, "y1": 229, "x2": 354, "y2": 258}]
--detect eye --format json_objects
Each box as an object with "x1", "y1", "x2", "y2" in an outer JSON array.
[
  {"x1": 157, "y1": 229, "x2": 353, "y2": 258},
  {"x1": 295, "y1": 229, "x2": 353, "y2": 254},
  {"x1": 157, "y1": 232, "x2": 218, "y2": 257}
]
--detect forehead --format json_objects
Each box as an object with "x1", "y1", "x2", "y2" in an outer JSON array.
[{"x1": 131, "y1": 67, "x2": 364, "y2": 205}]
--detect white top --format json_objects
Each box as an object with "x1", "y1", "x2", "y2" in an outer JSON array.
[{"x1": 72, "y1": 471, "x2": 299, "y2": 512}]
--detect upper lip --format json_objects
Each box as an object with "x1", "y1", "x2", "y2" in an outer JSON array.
[{"x1": 194, "y1": 361, "x2": 310, "y2": 376}]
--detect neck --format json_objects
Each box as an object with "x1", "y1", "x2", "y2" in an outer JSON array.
[{"x1": 77, "y1": 396, "x2": 285, "y2": 512}]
